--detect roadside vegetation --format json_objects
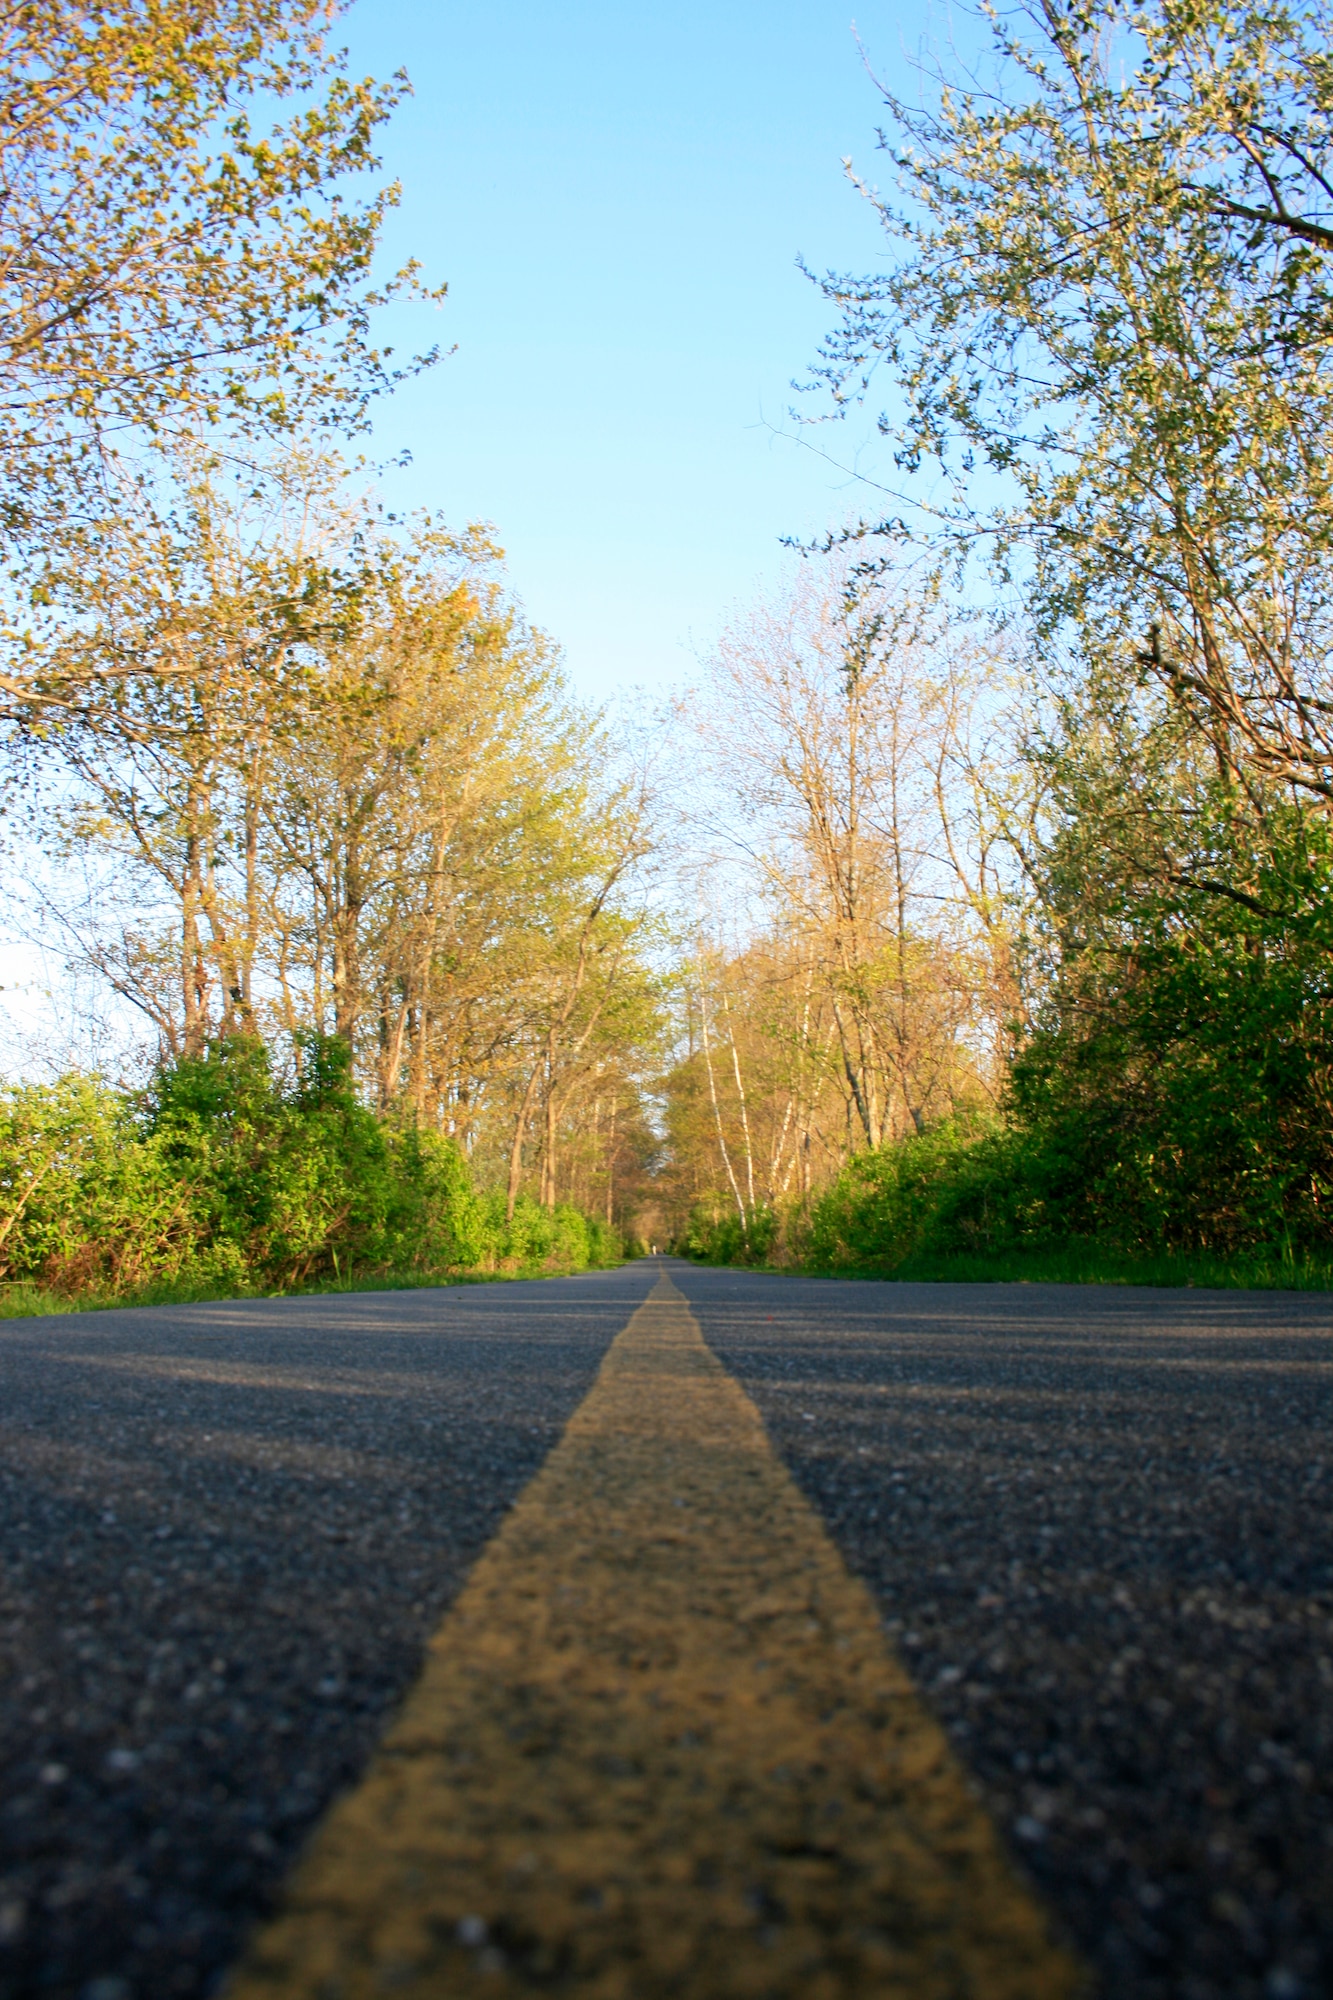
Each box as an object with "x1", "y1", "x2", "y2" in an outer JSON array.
[
  {"x1": 4, "y1": 0, "x2": 1333, "y2": 1301},
  {"x1": 0, "y1": 0, "x2": 654, "y2": 1311},
  {"x1": 0, "y1": 492, "x2": 662, "y2": 1308},
  {"x1": 0, "y1": 1043, "x2": 627, "y2": 1319},
  {"x1": 666, "y1": 0, "x2": 1333, "y2": 1288}
]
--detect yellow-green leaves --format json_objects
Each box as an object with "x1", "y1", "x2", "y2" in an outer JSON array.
[
  {"x1": 815, "y1": 0, "x2": 1333, "y2": 798},
  {"x1": 0, "y1": 0, "x2": 439, "y2": 568}
]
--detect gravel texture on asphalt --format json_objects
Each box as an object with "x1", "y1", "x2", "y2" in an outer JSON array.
[
  {"x1": 0, "y1": 1267, "x2": 655, "y2": 2000},
  {"x1": 675, "y1": 1263, "x2": 1333, "y2": 2000},
  {"x1": 225, "y1": 1273, "x2": 1080, "y2": 2000},
  {"x1": 6, "y1": 1262, "x2": 1332, "y2": 2000}
]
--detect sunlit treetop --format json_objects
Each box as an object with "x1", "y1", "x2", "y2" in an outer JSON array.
[
  {"x1": 809, "y1": 0, "x2": 1333, "y2": 798},
  {"x1": 0, "y1": 0, "x2": 441, "y2": 551}
]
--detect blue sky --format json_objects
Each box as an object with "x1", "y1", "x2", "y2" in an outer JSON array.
[{"x1": 336, "y1": 0, "x2": 930, "y2": 699}]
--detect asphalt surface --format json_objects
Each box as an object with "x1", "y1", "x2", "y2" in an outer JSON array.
[
  {"x1": 0, "y1": 1268, "x2": 654, "y2": 2000},
  {"x1": 1, "y1": 1261, "x2": 1330, "y2": 2000},
  {"x1": 680, "y1": 1264, "x2": 1333, "y2": 2000},
  {"x1": 224, "y1": 1275, "x2": 1080, "y2": 2000}
]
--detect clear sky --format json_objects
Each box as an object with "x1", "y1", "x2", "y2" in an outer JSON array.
[{"x1": 336, "y1": 0, "x2": 926, "y2": 700}]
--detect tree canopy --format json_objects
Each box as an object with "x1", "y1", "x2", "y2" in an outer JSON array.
[
  {"x1": 811, "y1": 0, "x2": 1333, "y2": 797},
  {"x1": 0, "y1": 0, "x2": 438, "y2": 672}
]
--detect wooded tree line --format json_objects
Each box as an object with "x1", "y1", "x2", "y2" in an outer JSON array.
[
  {"x1": 6, "y1": 458, "x2": 663, "y2": 1250},
  {"x1": 668, "y1": 0, "x2": 1333, "y2": 1274},
  {"x1": 661, "y1": 569, "x2": 1025, "y2": 1251},
  {"x1": 0, "y1": 0, "x2": 659, "y2": 1293},
  {"x1": 6, "y1": 0, "x2": 1333, "y2": 1295}
]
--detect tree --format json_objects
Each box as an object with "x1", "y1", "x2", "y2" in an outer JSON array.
[
  {"x1": 500, "y1": 769, "x2": 657, "y2": 1221},
  {"x1": 811, "y1": 0, "x2": 1333, "y2": 798},
  {"x1": 1011, "y1": 679, "x2": 1333, "y2": 1252},
  {"x1": 0, "y1": 0, "x2": 438, "y2": 711},
  {"x1": 668, "y1": 935, "x2": 831, "y2": 1223},
  {"x1": 18, "y1": 453, "x2": 368, "y2": 1053},
  {"x1": 689, "y1": 566, "x2": 1014, "y2": 1153},
  {"x1": 13, "y1": 457, "x2": 665, "y2": 1233}
]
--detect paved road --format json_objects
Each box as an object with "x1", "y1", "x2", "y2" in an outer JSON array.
[
  {"x1": 688, "y1": 1267, "x2": 1333, "y2": 2000},
  {"x1": 1, "y1": 1263, "x2": 1330, "y2": 2000},
  {"x1": 0, "y1": 1269, "x2": 649, "y2": 2000},
  {"x1": 226, "y1": 1273, "x2": 1079, "y2": 2000}
]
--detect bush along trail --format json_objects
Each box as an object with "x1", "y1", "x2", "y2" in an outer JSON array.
[{"x1": 0, "y1": 1036, "x2": 627, "y2": 1316}]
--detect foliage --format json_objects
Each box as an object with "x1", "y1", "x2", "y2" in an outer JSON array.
[
  {"x1": 0, "y1": 0, "x2": 437, "y2": 625},
  {"x1": 662, "y1": 567, "x2": 1027, "y2": 1248},
  {"x1": 770, "y1": 773, "x2": 1333, "y2": 1277},
  {"x1": 812, "y1": 0, "x2": 1333, "y2": 798},
  {"x1": 1009, "y1": 747, "x2": 1333, "y2": 1256},
  {"x1": 679, "y1": 1201, "x2": 780, "y2": 1268},
  {"x1": 10, "y1": 460, "x2": 664, "y2": 1226},
  {"x1": 683, "y1": 569, "x2": 1022, "y2": 1153},
  {"x1": 685, "y1": 2, "x2": 1333, "y2": 1288},
  {"x1": 11, "y1": 2, "x2": 1333, "y2": 1292},
  {"x1": 795, "y1": 1120, "x2": 1028, "y2": 1274},
  {"x1": 0, "y1": 1036, "x2": 625, "y2": 1305},
  {"x1": 689, "y1": 707, "x2": 1333, "y2": 1277}
]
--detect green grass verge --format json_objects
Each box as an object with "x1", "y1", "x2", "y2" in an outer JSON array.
[
  {"x1": 685, "y1": 1242, "x2": 1333, "y2": 1291},
  {"x1": 0, "y1": 1260, "x2": 634, "y2": 1321}
]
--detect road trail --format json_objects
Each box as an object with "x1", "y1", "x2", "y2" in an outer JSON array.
[
  {"x1": 226, "y1": 1270, "x2": 1079, "y2": 1999},
  {"x1": 2, "y1": 1260, "x2": 1330, "y2": 1999}
]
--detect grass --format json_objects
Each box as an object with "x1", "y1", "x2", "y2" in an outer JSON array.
[
  {"x1": 11, "y1": 1239, "x2": 1327, "y2": 1318},
  {"x1": 0, "y1": 1257, "x2": 637, "y2": 1321},
  {"x1": 863, "y1": 1242, "x2": 1333, "y2": 1289},
  {"x1": 686, "y1": 1241, "x2": 1333, "y2": 1291}
]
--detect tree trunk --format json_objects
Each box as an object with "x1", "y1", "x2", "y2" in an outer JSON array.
[
  {"x1": 506, "y1": 1063, "x2": 545, "y2": 1223},
  {"x1": 542, "y1": 1042, "x2": 557, "y2": 1209},
  {"x1": 699, "y1": 982, "x2": 747, "y2": 1232},
  {"x1": 605, "y1": 1097, "x2": 617, "y2": 1224}
]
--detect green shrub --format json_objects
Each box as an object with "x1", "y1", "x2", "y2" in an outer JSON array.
[
  {"x1": 0, "y1": 1033, "x2": 626, "y2": 1305},
  {"x1": 797, "y1": 1121, "x2": 1031, "y2": 1274},
  {"x1": 681, "y1": 1202, "x2": 779, "y2": 1267}
]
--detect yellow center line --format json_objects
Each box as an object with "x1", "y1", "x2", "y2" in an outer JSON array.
[{"x1": 226, "y1": 1273, "x2": 1085, "y2": 1998}]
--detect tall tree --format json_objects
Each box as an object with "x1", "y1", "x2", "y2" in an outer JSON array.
[
  {"x1": 18, "y1": 460, "x2": 665, "y2": 1224},
  {"x1": 0, "y1": 0, "x2": 438, "y2": 711},
  {"x1": 690, "y1": 567, "x2": 1014, "y2": 1154},
  {"x1": 811, "y1": 0, "x2": 1333, "y2": 797}
]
